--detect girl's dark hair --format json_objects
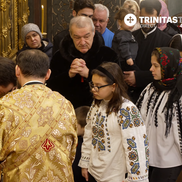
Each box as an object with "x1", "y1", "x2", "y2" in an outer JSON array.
[
  {"x1": 151, "y1": 49, "x2": 160, "y2": 63},
  {"x1": 0, "y1": 57, "x2": 16, "y2": 87},
  {"x1": 92, "y1": 62, "x2": 129, "y2": 114},
  {"x1": 114, "y1": 8, "x2": 134, "y2": 21},
  {"x1": 169, "y1": 34, "x2": 182, "y2": 52}
]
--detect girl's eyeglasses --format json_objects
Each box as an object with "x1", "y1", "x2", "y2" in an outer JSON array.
[{"x1": 89, "y1": 82, "x2": 113, "y2": 92}]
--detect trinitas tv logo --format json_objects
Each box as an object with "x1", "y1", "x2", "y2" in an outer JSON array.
[
  {"x1": 124, "y1": 14, "x2": 137, "y2": 26},
  {"x1": 124, "y1": 14, "x2": 182, "y2": 28}
]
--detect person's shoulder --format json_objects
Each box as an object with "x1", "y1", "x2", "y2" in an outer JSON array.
[
  {"x1": 156, "y1": 28, "x2": 171, "y2": 38},
  {"x1": 145, "y1": 82, "x2": 153, "y2": 90},
  {"x1": 43, "y1": 38, "x2": 53, "y2": 45},
  {"x1": 105, "y1": 27, "x2": 114, "y2": 35},
  {"x1": 99, "y1": 45, "x2": 117, "y2": 55},
  {"x1": 48, "y1": 89, "x2": 74, "y2": 107},
  {"x1": 99, "y1": 45, "x2": 114, "y2": 51},
  {"x1": 97, "y1": 46, "x2": 118, "y2": 63},
  {"x1": 132, "y1": 28, "x2": 141, "y2": 36},
  {"x1": 94, "y1": 30, "x2": 105, "y2": 46},
  {"x1": 154, "y1": 28, "x2": 171, "y2": 45},
  {"x1": 0, "y1": 89, "x2": 19, "y2": 104},
  {"x1": 140, "y1": 83, "x2": 155, "y2": 97},
  {"x1": 121, "y1": 98, "x2": 136, "y2": 108},
  {"x1": 51, "y1": 89, "x2": 66, "y2": 99},
  {"x1": 42, "y1": 38, "x2": 53, "y2": 49},
  {"x1": 114, "y1": 29, "x2": 127, "y2": 35},
  {"x1": 163, "y1": 23, "x2": 181, "y2": 37},
  {"x1": 117, "y1": 98, "x2": 142, "y2": 118},
  {"x1": 117, "y1": 30, "x2": 132, "y2": 39}
]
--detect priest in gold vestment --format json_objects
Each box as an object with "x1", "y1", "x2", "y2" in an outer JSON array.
[{"x1": 0, "y1": 49, "x2": 77, "y2": 182}]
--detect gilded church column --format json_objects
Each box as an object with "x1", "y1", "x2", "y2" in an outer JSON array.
[
  {"x1": 0, "y1": 0, "x2": 29, "y2": 58},
  {"x1": 18, "y1": 0, "x2": 29, "y2": 50},
  {"x1": 0, "y1": 0, "x2": 13, "y2": 57}
]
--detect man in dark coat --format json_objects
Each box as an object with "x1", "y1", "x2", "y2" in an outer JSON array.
[
  {"x1": 17, "y1": 23, "x2": 53, "y2": 62},
  {"x1": 47, "y1": 16, "x2": 118, "y2": 108},
  {"x1": 124, "y1": 0, "x2": 171, "y2": 103}
]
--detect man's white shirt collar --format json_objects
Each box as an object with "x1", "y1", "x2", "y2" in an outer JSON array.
[
  {"x1": 23, "y1": 80, "x2": 44, "y2": 87},
  {"x1": 141, "y1": 26, "x2": 157, "y2": 39}
]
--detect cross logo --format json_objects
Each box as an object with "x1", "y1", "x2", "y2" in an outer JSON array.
[
  {"x1": 127, "y1": 16, "x2": 134, "y2": 23},
  {"x1": 124, "y1": 14, "x2": 137, "y2": 27}
]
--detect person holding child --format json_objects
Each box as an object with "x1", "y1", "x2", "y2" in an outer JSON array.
[
  {"x1": 124, "y1": 0, "x2": 171, "y2": 103},
  {"x1": 112, "y1": 8, "x2": 139, "y2": 71},
  {"x1": 79, "y1": 62, "x2": 149, "y2": 182},
  {"x1": 137, "y1": 47, "x2": 182, "y2": 182}
]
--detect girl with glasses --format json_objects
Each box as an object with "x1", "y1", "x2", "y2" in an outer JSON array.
[{"x1": 79, "y1": 62, "x2": 149, "y2": 182}]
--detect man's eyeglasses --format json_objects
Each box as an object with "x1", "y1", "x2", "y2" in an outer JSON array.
[{"x1": 89, "y1": 82, "x2": 113, "y2": 92}]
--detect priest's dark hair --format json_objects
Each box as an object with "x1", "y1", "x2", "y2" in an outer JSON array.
[
  {"x1": 16, "y1": 49, "x2": 50, "y2": 78},
  {"x1": 0, "y1": 57, "x2": 16, "y2": 87},
  {"x1": 140, "y1": 0, "x2": 161, "y2": 16}
]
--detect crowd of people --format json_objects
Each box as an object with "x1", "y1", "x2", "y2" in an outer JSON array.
[{"x1": 0, "y1": 0, "x2": 182, "y2": 181}]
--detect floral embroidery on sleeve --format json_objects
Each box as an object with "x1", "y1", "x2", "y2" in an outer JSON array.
[
  {"x1": 92, "y1": 112, "x2": 106, "y2": 151},
  {"x1": 118, "y1": 106, "x2": 143, "y2": 129},
  {"x1": 127, "y1": 136, "x2": 140, "y2": 175}
]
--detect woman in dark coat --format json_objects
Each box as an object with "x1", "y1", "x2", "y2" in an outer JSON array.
[{"x1": 17, "y1": 23, "x2": 53, "y2": 62}]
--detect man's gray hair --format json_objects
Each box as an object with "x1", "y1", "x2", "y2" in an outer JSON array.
[
  {"x1": 69, "y1": 16, "x2": 95, "y2": 36},
  {"x1": 94, "y1": 4, "x2": 109, "y2": 19}
]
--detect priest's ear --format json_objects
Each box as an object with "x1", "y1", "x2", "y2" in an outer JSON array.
[
  {"x1": 72, "y1": 10, "x2": 77, "y2": 17},
  {"x1": 45, "y1": 69, "x2": 51, "y2": 81},
  {"x1": 15, "y1": 65, "x2": 21, "y2": 78}
]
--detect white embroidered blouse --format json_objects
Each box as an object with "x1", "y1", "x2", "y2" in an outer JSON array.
[
  {"x1": 79, "y1": 98, "x2": 149, "y2": 182},
  {"x1": 137, "y1": 83, "x2": 182, "y2": 168}
]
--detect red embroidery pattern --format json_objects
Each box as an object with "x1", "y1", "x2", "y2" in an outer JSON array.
[
  {"x1": 41, "y1": 138, "x2": 55, "y2": 152},
  {"x1": 162, "y1": 78, "x2": 175, "y2": 82}
]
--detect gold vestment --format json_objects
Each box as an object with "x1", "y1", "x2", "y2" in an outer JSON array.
[{"x1": 0, "y1": 84, "x2": 77, "y2": 182}]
